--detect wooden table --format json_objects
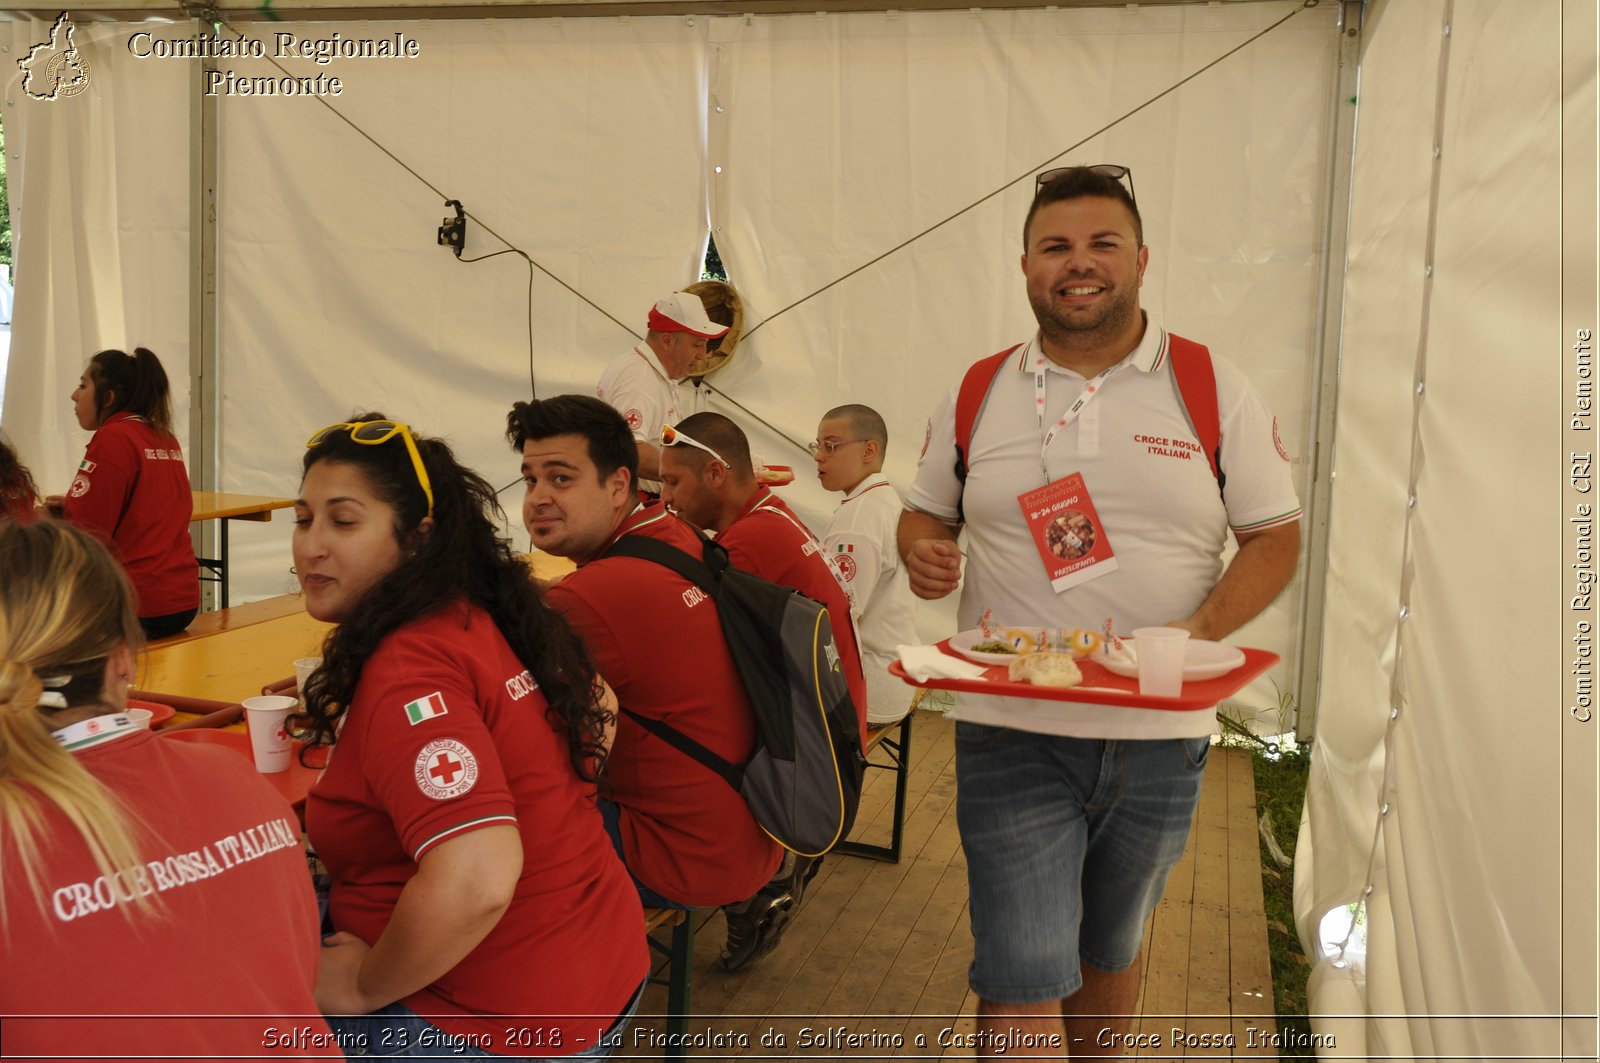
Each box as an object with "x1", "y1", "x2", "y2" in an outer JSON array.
[
  {"x1": 190, "y1": 491, "x2": 294, "y2": 608},
  {"x1": 139, "y1": 609, "x2": 330, "y2": 705}
]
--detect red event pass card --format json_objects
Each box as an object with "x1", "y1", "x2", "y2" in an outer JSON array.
[{"x1": 1017, "y1": 473, "x2": 1118, "y2": 592}]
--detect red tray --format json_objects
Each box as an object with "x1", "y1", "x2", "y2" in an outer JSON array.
[
  {"x1": 126, "y1": 698, "x2": 176, "y2": 730},
  {"x1": 161, "y1": 727, "x2": 328, "y2": 807},
  {"x1": 889, "y1": 640, "x2": 1280, "y2": 711}
]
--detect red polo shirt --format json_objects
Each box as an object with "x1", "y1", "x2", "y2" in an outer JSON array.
[
  {"x1": 545, "y1": 504, "x2": 783, "y2": 907},
  {"x1": 717, "y1": 486, "x2": 869, "y2": 750}
]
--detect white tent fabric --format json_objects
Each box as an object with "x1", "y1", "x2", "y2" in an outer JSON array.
[
  {"x1": 1, "y1": 22, "x2": 190, "y2": 492},
  {"x1": 1299, "y1": 0, "x2": 1594, "y2": 1058}
]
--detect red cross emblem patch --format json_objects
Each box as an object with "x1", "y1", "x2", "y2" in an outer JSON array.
[
  {"x1": 414, "y1": 738, "x2": 479, "y2": 800},
  {"x1": 625, "y1": 408, "x2": 643, "y2": 431}
]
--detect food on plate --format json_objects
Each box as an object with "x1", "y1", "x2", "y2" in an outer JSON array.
[
  {"x1": 1066, "y1": 628, "x2": 1103, "y2": 656},
  {"x1": 1004, "y1": 626, "x2": 1046, "y2": 653},
  {"x1": 1008, "y1": 652, "x2": 1083, "y2": 688},
  {"x1": 972, "y1": 639, "x2": 1018, "y2": 655}
]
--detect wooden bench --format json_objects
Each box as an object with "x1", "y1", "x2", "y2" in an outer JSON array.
[
  {"x1": 642, "y1": 906, "x2": 693, "y2": 1060},
  {"x1": 833, "y1": 705, "x2": 914, "y2": 863}
]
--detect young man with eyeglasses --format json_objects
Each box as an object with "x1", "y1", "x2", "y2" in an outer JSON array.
[
  {"x1": 898, "y1": 166, "x2": 1302, "y2": 1057},
  {"x1": 595, "y1": 291, "x2": 729, "y2": 496},
  {"x1": 658, "y1": 410, "x2": 869, "y2": 971},
  {"x1": 812, "y1": 404, "x2": 919, "y2": 728},
  {"x1": 504, "y1": 395, "x2": 783, "y2": 919}
]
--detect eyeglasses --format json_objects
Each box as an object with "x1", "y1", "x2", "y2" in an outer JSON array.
[
  {"x1": 806, "y1": 437, "x2": 869, "y2": 457},
  {"x1": 1035, "y1": 164, "x2": 1137, "y2": 209},
  {"x1": 660, "y1": 424, "x2": 727, "y2": 468},
  {"x1": 306, "y1": 420, "x2": 435, "y2": 519}
]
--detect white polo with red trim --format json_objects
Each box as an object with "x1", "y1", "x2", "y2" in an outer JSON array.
[
  {"x1": 906, "y1": 319, "x2": 1301, "y2": 739},
  {"x1": 596, "y1": 344, "x2": 684, "y2": 494},
  {"x1": 823, "y1": 472, "x2": 919, "y2": 724}
]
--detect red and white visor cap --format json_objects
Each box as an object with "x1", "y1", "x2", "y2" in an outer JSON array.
[{"x1": 647, "y1": 291, "x2": 730, "y2": 339}]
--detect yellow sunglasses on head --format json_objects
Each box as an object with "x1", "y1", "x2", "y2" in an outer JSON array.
[{"x1": 306, "y1": 420, "x2": 435, "y2": 519}]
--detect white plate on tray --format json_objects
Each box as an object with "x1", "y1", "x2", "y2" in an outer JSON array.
[
  {"x1": 947, "y1": 629, "x2": 1031, "y2": 666},
  {"x1": 1098, "y1": 639, "x2": 1246, "y2": 682}
]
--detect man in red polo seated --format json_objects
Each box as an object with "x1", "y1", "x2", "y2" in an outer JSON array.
[
  {"x1": 504, "y1": 395, "x2": 784, "y2": 931},
  {"x1": 658, "y1": 411, "x2": 869, "y2": 970}
]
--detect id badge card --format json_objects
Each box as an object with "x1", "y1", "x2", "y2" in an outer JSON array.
[{"x1": 1018, "y1": 472, "x2": 1119, "y2": 593}]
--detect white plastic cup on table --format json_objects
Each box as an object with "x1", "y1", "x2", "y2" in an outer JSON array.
[
  {"x1": 243, "y1": 694, "x2": 297, "y2": 773},
  {"x1": 1131, "y1": 626, "x2": 1190, "y2": 697},
  {"x1": 294, "y1": 657, "x2": 322, "y2": 706}
]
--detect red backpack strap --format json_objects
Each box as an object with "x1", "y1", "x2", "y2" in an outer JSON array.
[
  {"x1": 954, "y1": 344, "x2": 1024, "y2": 485},
  {"x1": 1166, "y1": 333, "x2": 1223, "y2": 487}
]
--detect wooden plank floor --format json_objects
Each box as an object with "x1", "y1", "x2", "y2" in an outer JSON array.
[{"x1": 628, "y1": 710, "x2": 1277, "y2": 1061}]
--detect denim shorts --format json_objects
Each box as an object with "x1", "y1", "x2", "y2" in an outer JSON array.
[
  {"x1": 954, "y1": 722, "x2": 1210, "y2": 1004},
  {"x1": 326, "y1": 980, "x2": 643, "y2": 1061}
]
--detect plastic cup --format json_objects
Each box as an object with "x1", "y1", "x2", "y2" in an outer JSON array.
[
  {"x1": 294, "y1": 657, "x2": 322, "y2": 705},
  {"x1": 1132, "y1": 626, "x2": 1190, "y2": 697},
  {"x1": 125, "y1": 708, "x2": 153, "y2": 730},
  {"x1": 243, "y1": 695, "x2": 297, "y2": 773}
]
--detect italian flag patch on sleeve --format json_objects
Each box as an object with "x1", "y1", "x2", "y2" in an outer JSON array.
[{"x1": 403, "y1": 692, "x2": 449, "y2": 725}]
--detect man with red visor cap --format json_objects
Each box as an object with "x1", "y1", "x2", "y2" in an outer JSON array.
[{"x1": 596, "y1": 291, "x2": 730, "y2": 496}]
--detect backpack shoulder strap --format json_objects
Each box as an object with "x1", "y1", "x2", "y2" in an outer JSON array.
[
  {"x1": 1166, "y1": 333, "x2": 1223, "y2": 488},
  {"x1": 618, "y1": 707, "x2": 743, "y2": 792},
  {"x1": 602, "y1": 531, "x2": 719, "y2": 594},
  {"x1": 953, "y1": 345, "x2": 1024, "y2": 484}
]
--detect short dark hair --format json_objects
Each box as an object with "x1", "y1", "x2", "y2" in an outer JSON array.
[
  {"x1": 822, "y1": 404, "x2": 888, "y2": 453},
  {"x1": 670, "y1": 412, "x2": 753, "y2": 478},
  {"x1": 506, "y1": 396, "x2": 638, "y2": 495},
  {"x1": 1023, "y1": 167, "x2": 1143, "y2": 249}
]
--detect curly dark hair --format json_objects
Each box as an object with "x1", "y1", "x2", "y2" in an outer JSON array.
[
  {"x1": 0, "y1": 438, "x2": 39, "y2": 518},
  {"x1": 294, "y1": 413, "x2": 609, "y2": 781}
]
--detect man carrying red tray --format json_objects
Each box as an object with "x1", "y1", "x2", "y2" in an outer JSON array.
[{"x1": 898, "y1": 165, "x2": 1301, "y2": 1058}]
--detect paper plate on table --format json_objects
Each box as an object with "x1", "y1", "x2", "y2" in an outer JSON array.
[
  {"x1": 947, "y1": 629, "x2": 1029, "y2": 667},
  {"x1": 1098, "y1": 639, "x2": 1246, "y2": 682},
  {"x1": 125, "y1": 698, "x2": 175, "y2": 729}
]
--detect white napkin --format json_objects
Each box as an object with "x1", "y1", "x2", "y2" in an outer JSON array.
[{"x1": 897, "y1": 644, "x2": 989, "y2": 682}]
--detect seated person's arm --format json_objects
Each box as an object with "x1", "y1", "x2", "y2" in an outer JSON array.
[{"x1": 315, "y1": 825, "x2": 521, "y2": 1015}]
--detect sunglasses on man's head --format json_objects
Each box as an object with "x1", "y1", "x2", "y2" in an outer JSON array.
[
  {"x1": 1035, "y1": 164, "x2": 1137, "y2": 208},
  {"x1": 660, "y1": 424, "x2": 727, "y2": 468},
  {"x1": 306, "y1": 419, "x2": 435, "y2": 519}
]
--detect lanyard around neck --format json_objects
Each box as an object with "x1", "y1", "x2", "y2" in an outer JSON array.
[
  {"x1": 53, "y1": 713, "x2": 140, "y2": 752},
  {"x1": 1034, "y1": 349, "x2": 1125, "y2": 482}
]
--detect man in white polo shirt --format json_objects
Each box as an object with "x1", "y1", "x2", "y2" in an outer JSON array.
[
  {"x1": 812, "y1": 403, "x2": 918, "y2": 728},
  {"x1": 899, "y1": 166, "x2": 1301, "y2": 1057},
  {"x1": 596, "y1": 291, "x2": 729, "y2": 496}
]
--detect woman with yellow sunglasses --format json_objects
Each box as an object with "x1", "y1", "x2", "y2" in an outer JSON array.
[{"x1": 293, "y1": 414, "x2": 646, "y2": 1059}]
